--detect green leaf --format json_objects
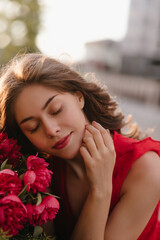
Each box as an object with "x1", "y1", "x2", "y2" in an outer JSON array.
[
  {"x1": 21, "y1": 155, "x2": 27, "y2": 163},
  {"x1": 42, "y1": 192, "x2": 60, "y2": 199},
  {"x1": 1, "y1": 159, "x2": 8, "y2": 170},
  {"x1": 33, "y1": 226, "x2": 43, "y2": 238},
  {"x1": 36, "y1": 193, "x2": 42, "y2": 206},
  {"x1": 19, "y1": 173, "x2": 24, "y2": 180},
  {"x1": 0, "y1": 227, "x2": 12, "y2": 239},
  {"x1": 5, "y1": 164, "x2": 12, "y2": 170},
  {"x1": 18, "y1": 184, "x2": 28, "y2": 199}
]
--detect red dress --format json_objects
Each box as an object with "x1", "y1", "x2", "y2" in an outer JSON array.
[{"x1": 51, "y1": 132, "x2": 160, "y2": 240}]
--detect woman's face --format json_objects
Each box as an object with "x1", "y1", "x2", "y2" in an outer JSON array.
[{"x1": 14, "y1": 84, "x2": 89, "y2": 159}]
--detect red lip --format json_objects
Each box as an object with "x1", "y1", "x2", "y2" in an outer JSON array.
[{"x1": 53, "y1": 133, "x2": 72, "y2": 149}]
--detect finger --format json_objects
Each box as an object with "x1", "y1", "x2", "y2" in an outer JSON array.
[
  {"x1": 85, "y1": 124, "x2": 104, "y2": 151},
  {"x1": 80, "y1": 145, "x2": 92, "y2": 169},
  {"x1": 84, "y1": 127, "x2": 92, "y2": 138},
  {"x1": 92, "y1": 121, "x2": 114, "y2": 150},
  {"x1": 83, "y1": 129, "x2": 99, "y2": 158}
]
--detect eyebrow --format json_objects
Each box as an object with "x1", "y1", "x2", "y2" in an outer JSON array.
[
  {"x1": 19, "y1": 95, "x2": 57, "y2": 125},
  {"x1": 42, "y1": 95, "x2": 57, "y2": 110}
]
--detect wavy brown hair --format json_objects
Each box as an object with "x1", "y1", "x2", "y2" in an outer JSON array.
[{"x1": 0, "y1": 53, "x2": 141, "y2": 154}]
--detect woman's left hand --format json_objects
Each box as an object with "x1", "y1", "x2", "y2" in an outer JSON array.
[{"x1": 80, "y1": 121, "x2": 116, "y2": 197}]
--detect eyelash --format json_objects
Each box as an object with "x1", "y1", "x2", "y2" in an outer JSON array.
[
  {"x1": 30, "y1": 124, "x2": 40, "y2": 133},
  {"x1": 30, "y1": 107, "x2": 62, "y2": 133},
  {"x1": 51, "y1": 107, "x2": 62, "y2": 115}
]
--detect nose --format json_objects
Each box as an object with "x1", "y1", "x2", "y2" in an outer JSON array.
[{"x1": 43, "y1": 118, "x2": 60, "y2": 138}]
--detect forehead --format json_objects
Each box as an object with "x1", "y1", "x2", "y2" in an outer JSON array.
[
  {"x1": 16, "y1": 84, "x2": 65, "y2": 109},
  {"x1": 14, "y1": 85, "x2": 60, "y2": 119},
  {"x1": 18, "y1": 84, "x2": 59, "y2": 99}
]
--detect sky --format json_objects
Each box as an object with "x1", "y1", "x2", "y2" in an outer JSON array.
[{"x1": 37, "y1": 0, "x2": 131, "y2": 61}]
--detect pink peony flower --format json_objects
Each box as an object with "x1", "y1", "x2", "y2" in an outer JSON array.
[
  {"x1": 23, "y1": 155, "x2": 53, "y2": 193},
  {"x1": 26, "y1": 195, "x2": 59, "y2": 226},
  {"x1": 0, "y1": 132, "x2": 22, "y2": 168},
  {"x1": 0, "y1": 169, "x2": 22, "y2": 198},
  {"x1": 0, "y1": 195, "x2": 27, "y2": 236}
]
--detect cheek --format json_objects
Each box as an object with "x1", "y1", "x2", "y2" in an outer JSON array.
[
  {"x1": 64, "y1": 107, "x2": 86, "y2": 126},
  {"x1": 30, "y1": 138, "x2": 47, "y2": 152},
  {"x1": 24, "y1": 132, "x2": 45, "y2": 150}
]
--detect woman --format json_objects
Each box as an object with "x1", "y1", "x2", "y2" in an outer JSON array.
[{"x1": 0, "y1": 53, "x2": 160, "y2": 240}]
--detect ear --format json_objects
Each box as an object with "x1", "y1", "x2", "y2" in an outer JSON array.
[{"x1": 75, "y1": 91, "x2": 85, "y2": 109}]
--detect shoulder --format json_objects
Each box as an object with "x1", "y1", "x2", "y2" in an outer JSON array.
[
  {"x1": 131, "y1": 151, "x2": 160, "y2": 183},
  {"x1": 121, "y1": 151, "x2": 160, "y2": 198},
  {"x1": 107, "y1": 151, "x2": 160, "y2": 240}
]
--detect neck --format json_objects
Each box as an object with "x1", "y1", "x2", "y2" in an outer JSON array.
[{"x1": 65, "y1": 153, "x2": 86, "y2": 179}]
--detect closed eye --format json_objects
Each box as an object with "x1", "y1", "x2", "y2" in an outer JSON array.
[
  {"x1": 30, "y1": 123, "x2": 40, "y2": 133},
  {"x1": 51, "y1": 107, "x2": 62, "y2": 115},
  {"x1": 30, "y1": 108, "x2": 62, "y2": 133}
]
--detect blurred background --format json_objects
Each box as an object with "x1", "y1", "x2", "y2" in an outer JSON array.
[{"x1": 0, "y1": 0, "x2": 160, "y2": 139}]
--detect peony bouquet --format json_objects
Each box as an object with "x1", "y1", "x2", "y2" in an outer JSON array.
[{"x1": 0, "y1": 132, "x2": 59, "y2": 239}]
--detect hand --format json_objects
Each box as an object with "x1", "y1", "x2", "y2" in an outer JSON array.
[{"x1": 80, "y1": 121, "x2": 116, "y2": 197}]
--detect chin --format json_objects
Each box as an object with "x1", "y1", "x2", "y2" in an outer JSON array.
[{"x1": 57, "y1": 148, "x2": 80, "y2": 160}]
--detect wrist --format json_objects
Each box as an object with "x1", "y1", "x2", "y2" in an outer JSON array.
[{"x1": 89, "y1": 184, "x2": 112, "y2": 201}]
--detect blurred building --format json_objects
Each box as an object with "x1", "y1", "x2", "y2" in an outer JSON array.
[
  {"x1": 121, "y1": 0, "x2": 160, "y2": 77},
  {"x1": 85, "y1": 40, "x2": 122, "y2": 71},
  {"x1": 83, "y1": 0, "x2": 160, "y2": 138},
  {"x1": 123, "y1": 0, "x2": 160, "y2": 58},
  {"x1": 85, "y1": 0, "x2": 160, "y2": 78}
]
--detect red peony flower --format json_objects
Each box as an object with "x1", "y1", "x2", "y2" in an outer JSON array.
[
  {"x1": 26, "y1": 195, "x2": 59, "y2": 226},
  {"x1": 0, "y1": 132, "x2": 22, "y2": 168},
  {"x1": 26, "y1": 154, "x2": 50, "y2": 171},
  {"x1": 23, "y1": 155, "x2": 53, "y2": 193},
  {"x1": 0, "y1": 195, "x2": 28, "y2": 236},
  {"x1": 0, "y1": 169, "x2": 22, "y2": 198},
  {"x1": 0, "y1": 133, "x2": 60, "y2": 238}
]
